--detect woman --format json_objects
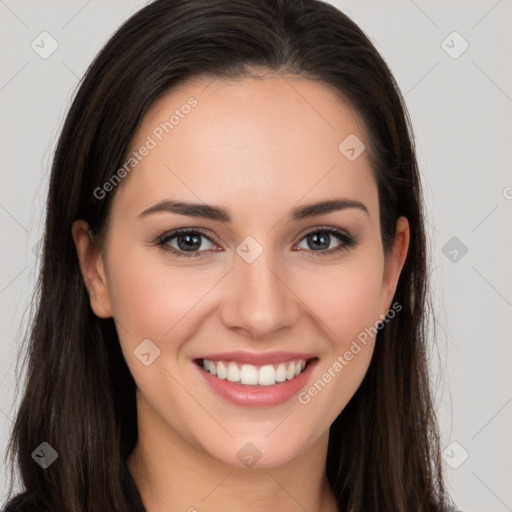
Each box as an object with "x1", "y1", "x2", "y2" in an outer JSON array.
[{"x1": 3, "y1": 0, "x2": 460, "y2": 510}]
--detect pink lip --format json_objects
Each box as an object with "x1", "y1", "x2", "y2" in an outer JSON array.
[
  {"x1": 194, "y1": 351, "x2": 316, "y2": 365},
  {"x1": 193, "y1": 357, "x2": 319, "y2": 408}
]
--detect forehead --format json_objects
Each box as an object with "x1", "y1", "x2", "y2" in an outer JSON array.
[{"x1": 112, "y1": 73, "x2": 377, "y2": 223}]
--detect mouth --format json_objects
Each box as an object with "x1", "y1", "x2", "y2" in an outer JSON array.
[
  {"x1": 194, "y1": 357, "x2": 316, "y2": 386},
  {"x1": 192, "y1": 355, "x2": 319, "y2": 407}
]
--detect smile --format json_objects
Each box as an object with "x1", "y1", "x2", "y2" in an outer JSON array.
[
  {"x1": 200, "y1": 358, "x2": 308, "y2": 386},
  {"x1": 193, "y1": 354, "x2": 319, "y2": 408}
]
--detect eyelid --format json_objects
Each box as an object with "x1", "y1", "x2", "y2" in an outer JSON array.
[
  {"x1": 155, "y1": 227, "x2": 220, "y2": 249},
  {"x1": 295, "y1": 224, "x2": 350, "y2": 239}
]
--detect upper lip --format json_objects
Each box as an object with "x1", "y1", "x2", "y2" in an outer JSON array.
[{"x1": 194, "y1": 351, "x2": 317, "y2": 366}]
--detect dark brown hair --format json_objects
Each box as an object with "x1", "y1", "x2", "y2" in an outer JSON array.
[{"x1": 3, "y1": 1, "x2": 457, "y2": 511}]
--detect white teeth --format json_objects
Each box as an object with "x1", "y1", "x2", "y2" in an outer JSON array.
[
  {"x1": 216, "y1": 361, "x2": 227, "y2": 379},
  {"x1": 200, "y1": 358, "x2": 308, "y2": 386},
  {"x1": 258, "y1": 365, "x2": 275, "y2": 386},
  {"x1": 227, "y1": 362, "x2": 240, "y2": 382},
  {"x1": 240, "y1": 364, "x2": 258, "y2": 385},
  {"x1": 275, "y1": 363, "x2": 287, "y2": 383},
  {"x1": 286, "y1": 362, "x2": 295, "y2": 380}
]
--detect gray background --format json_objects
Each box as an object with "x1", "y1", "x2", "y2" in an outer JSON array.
[{"x1": 1, "y1": 1, "x2": 511, "y2": 511}]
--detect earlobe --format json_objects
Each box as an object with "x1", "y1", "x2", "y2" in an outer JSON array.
[
  {"x1": 71, "y1": 220, "x2": 113, "y2": 318},
  {"x1": 380, "y1": 216, "x2": 410, "y2": 315}
]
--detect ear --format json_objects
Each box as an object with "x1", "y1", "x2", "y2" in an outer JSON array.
[
  {"x1": 71, "y1": 220, "x2": 113, "y2": 318},
  {"x1": 378, "y1": 216, "x2": 410, "y2": 316}
]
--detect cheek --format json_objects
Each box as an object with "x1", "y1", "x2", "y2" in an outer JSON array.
[
  {"x1": 105, "y1": 244, "x2": 213, "y2": 342},
  {"x1": 297, "y1": 254, "x2": 384, "y2": 344},
  {"x1": 295, "y1": 258, "x2": 383, "y2": 423}
]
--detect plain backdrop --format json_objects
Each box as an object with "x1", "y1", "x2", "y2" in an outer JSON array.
[{"x1": 1, "y1": 1, "x2": 511, "y2": 511}]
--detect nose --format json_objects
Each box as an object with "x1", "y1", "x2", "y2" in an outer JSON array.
[{"x1": 220, "y1": 245, "x2": 301, "y2": 340}]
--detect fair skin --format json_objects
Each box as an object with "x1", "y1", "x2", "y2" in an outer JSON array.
[{"x1": 72, "y1": 72, "x2": 409, "y2": 512}]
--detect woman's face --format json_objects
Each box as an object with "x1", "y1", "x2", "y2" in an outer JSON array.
[{"x1": 73, "y1": 73, "x2": 409, "y2": 468}]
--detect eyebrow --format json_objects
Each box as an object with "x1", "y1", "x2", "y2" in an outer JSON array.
[{"x1": 138, "y1": 198, "x2": 369, "y2": 222}]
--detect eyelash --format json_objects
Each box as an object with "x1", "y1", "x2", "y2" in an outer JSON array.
[{"x1": 155, "y1": 226, "x2": 359, "y2": 259}]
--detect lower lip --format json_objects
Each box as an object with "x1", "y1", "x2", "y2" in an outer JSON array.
[{"x1": 193, "y1": 359, "x2": 318, "y2": 408}]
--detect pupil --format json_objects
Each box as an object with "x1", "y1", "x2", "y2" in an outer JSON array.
[
  {"x1": 309, "y1": 233, "x2": 329, "y2": 250},
  {"x1": 178, "y1": 234, "x2": 201, "y2": 251}
]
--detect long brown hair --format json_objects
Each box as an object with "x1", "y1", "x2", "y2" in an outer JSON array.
[{"x1": 3, "y1": 1, "x2": 456, "y2": 510}]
